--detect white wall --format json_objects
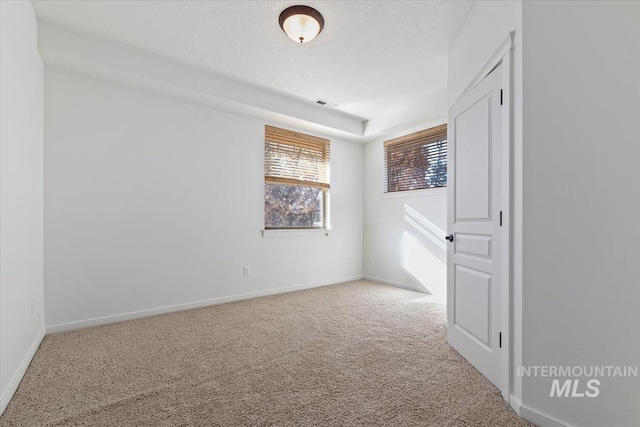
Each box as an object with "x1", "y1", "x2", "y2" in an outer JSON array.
[
  {"x1": 0, "y1": 0, "x2": 46, "y2": 414},
  {"x1": 362, "y1": 124, "x2": 447, "y2": 300},
  {"x1": 522, "y1": 2, "x2": 640, "y2": 426},
  {"x1": 447, "y1": 0, "x2": 524, "y2": 406},
  {"x1": 44, "y1": 67, "x2": 363, "y2": 330}
]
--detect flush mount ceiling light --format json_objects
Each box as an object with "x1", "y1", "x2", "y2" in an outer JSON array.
[{"x1": 279, "y1": 5, "x2": 324, "y2": 44}]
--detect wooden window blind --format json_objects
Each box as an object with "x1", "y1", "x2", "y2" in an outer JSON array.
[
  {"x1": 265, "y1": 125, "x2": 330, "y2": 189},
  {"x1": 384, "y1": 124, "x2": 448, "y2": 193}
]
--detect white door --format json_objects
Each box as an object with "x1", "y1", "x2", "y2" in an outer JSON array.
[{"x1": 447, "y1": 64, "x2": 504, "y2": 389}]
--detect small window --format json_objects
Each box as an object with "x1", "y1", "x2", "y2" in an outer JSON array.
[
  {"x1": 264, "y1": 126, "x2": 330, "y2": 229},
  {"x1": 384, "y1": 124, "x2": 447, "y2": 193}
]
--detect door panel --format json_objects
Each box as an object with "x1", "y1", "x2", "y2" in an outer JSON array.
[
  {"x1": 455, "y1": 234, "x2": 492, "y2": 258},
  {"x1": 447, "y1": 63, "x2": 503, "y2": 389},
  {"x1": 454, "y1": 265, "x2": 491, "y2": 346},
  {"x1": 454, "y1": 95, "x2": 492, "y2": 221}
]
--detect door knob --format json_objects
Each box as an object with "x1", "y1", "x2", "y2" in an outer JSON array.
[{"x1": 445, "y1": 234, "x2": 454, "y2": 242}]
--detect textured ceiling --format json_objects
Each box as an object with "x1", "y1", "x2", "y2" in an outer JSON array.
[{"x1": 32, "y1": 0, "x2": 474, "y2": 133}]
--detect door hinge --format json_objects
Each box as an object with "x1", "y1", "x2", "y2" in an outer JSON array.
[
  {"x1": 499, "y1": 332, "x2": 502, "y2": 348},
  {"x1": 500, "y1": 89, "x2": 503, "y2": 105},
  {"x1": 500, "y1": 211, "x2": 503, "y2": 226}
]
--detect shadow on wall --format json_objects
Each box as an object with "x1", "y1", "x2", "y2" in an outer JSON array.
[{"x1": 402, "y1": 204, "x2": 447, "y2": 302}]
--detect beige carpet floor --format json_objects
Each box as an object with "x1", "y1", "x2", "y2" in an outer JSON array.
[{"x1": 1, "y1": 280, "x2": 530, "y2": 426}]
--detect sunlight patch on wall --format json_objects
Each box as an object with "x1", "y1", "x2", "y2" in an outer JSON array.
[
  {"x1": 402, "y1": 231, "x2": 446, "y2": 303},
  {"x1": 404, "y1": 204, "x2": 446, "y2": 251}
]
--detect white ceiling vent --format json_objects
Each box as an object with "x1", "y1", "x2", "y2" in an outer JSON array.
[{"x1": 313, "y1": 98, "x2": 337, "y2": 108}]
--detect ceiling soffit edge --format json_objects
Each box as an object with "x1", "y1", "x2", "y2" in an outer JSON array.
[{"x1": 37, "y1": 20, "x2": 367, "y2": 139}]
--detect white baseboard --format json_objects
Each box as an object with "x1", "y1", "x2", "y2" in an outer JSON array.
[
  {"x1": 363, "y1": 275, "x2": 429, "y2": 294},
  {"x1": 46, "y1": 275, "x2": 364, "y2": 334},
  {"x1": 510, "y1": 394, "x2": 570, "y2": 427},
  {"x1": 509, "y1": 394, "x2": 522, "y2": 415},
  {"x1": 1, "y1": 327, "x2": 46, "y2": 415}
]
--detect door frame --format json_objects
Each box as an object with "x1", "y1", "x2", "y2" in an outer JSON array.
[{"x1": 452, "y1": 32, "x2": 514, "y2": 400}]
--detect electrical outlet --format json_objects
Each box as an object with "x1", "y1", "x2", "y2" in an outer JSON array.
[
  {"x1": 348, "y1": 257, "x2": 353, "y2": 264},
  {"x1": 243, "y1": 267, "x2": 251, "y2": 277},
  {"x1": 369, "y1": 256, "x2": 374, "y2": 264},
  {"x1": 31, "y1": 298, "x2": 36, "y2": 315}
]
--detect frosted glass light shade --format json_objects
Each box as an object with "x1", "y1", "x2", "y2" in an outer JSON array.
[{"x1": 279, "y1": 6, "x2": 324, "y2": 44}]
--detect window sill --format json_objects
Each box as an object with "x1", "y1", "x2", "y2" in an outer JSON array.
[
  {"x1": 261, "y1": 228, "x2": 330, "y2": 238},
  {"x1": 382, "y1": 187, "x2": 447, "y2": 199}
]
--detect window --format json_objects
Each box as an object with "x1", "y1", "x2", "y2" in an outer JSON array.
[
  {"x1": 264, "y1": 125, "x2": 330, "y2": 229},
  {"x1": 384, "y1": 124, "x2": 447, "y2": 193}
]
